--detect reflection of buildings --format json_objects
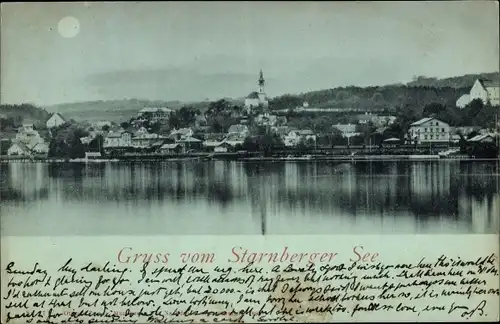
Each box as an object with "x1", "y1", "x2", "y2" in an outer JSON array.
[
  {"x1": 458, "y1": 196, "x2": 499, "y2": 233},
  {"x1": 5, "y1": 163, "x2": 49, "y2": 201},
  {"x1": 410, "y1": 162, "x2": 451, "y2": 196}
]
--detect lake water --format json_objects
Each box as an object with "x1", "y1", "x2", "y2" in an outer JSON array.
[{"x1": 1, "y1": 160, "x2": 499, "y2": 236}]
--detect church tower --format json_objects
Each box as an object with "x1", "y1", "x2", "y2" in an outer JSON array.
[
  {"x1": 257, "y1": 70, "x2": 268, "y2": 107},
  {"x1": 258, "y1": 69, "x2": 265, "y2": 94}
]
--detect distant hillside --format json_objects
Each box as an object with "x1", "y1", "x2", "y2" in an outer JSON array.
[
  {"x1": 43, "y1": 98, "x2": 244, "y2": 123},
  {"x1": 34, "y1": 71, "x2": 500, "y2": 123},
  {"x1": 406, "y1": 72, "x2": 500, "y2": 88}
]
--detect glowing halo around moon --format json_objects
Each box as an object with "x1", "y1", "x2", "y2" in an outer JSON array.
[{"x1": 58, "y1": 16, "x2": 80, "y2": 38}]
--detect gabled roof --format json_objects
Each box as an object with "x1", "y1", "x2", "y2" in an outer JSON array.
[
  {"x1": 49, "y1": 112, "x2": 66, "y2": 122},
  {"x1": 478, "y1": 79, "x2": 500, "y2": 89},
  {"x1": 468, "y1": 134, "x2": 494, "y2": 142},
  {"x1": 9, "y1": 141, "x2": 30, "y2": 152},
  {"x1": 177, "y1": 136, "x2": 202, "y2": 143},
  {"x1": 410, "y1": 117, "x2": 436, "y2": 126},
  {"x1": 333, "y1": 124, "x2": 357, "y2": 132},
  {"x1": 170, "y1": 128, "x2": 192, "y2": 135},
  {"x1": 383, "y1": 137, "x2": 401, "y2": 142},
  {"x1": 161, "y1": 143, "x2": 181, "y2": 149}
]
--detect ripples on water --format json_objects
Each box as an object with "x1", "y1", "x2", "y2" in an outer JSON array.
[{"x1": 1, "y1": 160, "x2": 499, "y2": 235}]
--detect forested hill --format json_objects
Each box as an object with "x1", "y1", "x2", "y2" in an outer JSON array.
[
  {"x1": 406, "y1": 72, "x2": 500, "y2": 88},
  {"x1": 269, "y1": 72, "x2": 500, "y2": 112},
  {"x1": 0, "y1": 103, "x2": 50, "y2": 125}
]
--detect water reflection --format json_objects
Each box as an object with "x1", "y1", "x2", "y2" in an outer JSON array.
[{"x1": 1, "y1": 160, "x2": 499, "y2": 235}]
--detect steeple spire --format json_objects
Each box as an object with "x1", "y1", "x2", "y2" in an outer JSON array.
[{"x1": 258, "y1": 69, "x2": 265, "y2": 94}]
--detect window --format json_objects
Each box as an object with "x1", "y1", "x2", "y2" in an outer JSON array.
[
  {"x1": 424, "y1": 128, "x2": 427, "y2": 132},
  {"x1": 442, "y1": 128, "x2": 445, "y2": 132},
  {"x1": 430, "y1": 128, "x2": 433, "y2": 132},
  {"x1": 430, "y1": 135, "x2": 434, "y2": 140},
  {"x1": 436, "y1": 122, "x2": 439, "y2": 126},
  {"x1": 424, "y1": 135, "x2": 428, "y2": 140}
]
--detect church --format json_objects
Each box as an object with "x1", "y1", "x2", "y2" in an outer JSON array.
[{"x1": 245, "y1": 70, "x2": 269, "y2": 113}]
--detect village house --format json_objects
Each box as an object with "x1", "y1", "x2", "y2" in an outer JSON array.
[
  {"x1": 333, "y1": 124, "x2": 359, "y2": 138},
  {"x1": 15, "y1": 123, "x2": 46, "y2": 148},
  {"x1": 457, "y1": 78, "x2": 500, "y2": 108},
  {"x1": 222, "y1": 133, "x2": 245, "y2": 148},
  {"x1": 176, "y1": 136, "x2": 202, "y2": 152},
  {"x1": 104, "y1": 131, "x2": 133, "y2": 148},
  {"x1": 214, "y1": 141, "x2": 233, "y2": 153},
  {"x1": 227, "y1": 124, "x2": 249, "y2": 138},
  {"x1": 408, "y1": 117, "x2": 451, "y2": 144},
  {"x1": 132, "y1": 133, "x2": 166, "y2": 148},
  {"x1": 169, "y1": 128, "x2": 194, "y2": 141},
  {"x1": 202, "y1": 133, "x2": 226, "y2": 152},
  {"x1": 160, "y1": 143, "x2": 183, "y2": 154},
  {"x1": 255, "y1": 113, "x2": 278, "y2": 127},
  {"x1": 7, "y1": 141, "x2": 31, "y2": 156},
  {"x1": 284, "y1": 129, "x2": 316, "y2": 147},
  {"x1": 46, "y1": 112, "x2": 66, "y2": 129},
  {"x1": 137, "y1": 107, "x2": 174, "y2": 122},
  {"x1": 469, "y1": 79, "x2": 500, "y2": 106},
  {"x1": 354, "y1": 113, "x2": 397, "y2": 127}
]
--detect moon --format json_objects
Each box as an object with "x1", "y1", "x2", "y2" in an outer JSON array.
[{"x1": 58, "y1": 16, "x2": 80, "y2": 38}]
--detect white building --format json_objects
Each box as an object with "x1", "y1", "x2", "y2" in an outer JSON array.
[
  {"x1": 7, "y1": 142, "x2": 30, "y2": 156},
  {"x1": 408, "y1": 117, "x2": 451, "y2": 144},
  {"x1": 354, "y1": 113, "x2": 397, "y2": 127},
  {"x1": 245, "y1": 70, "x2": 269, "y2": 112},
  {"x1": 31, "y1": 142, "x2": 49, "y2": 154},
  {"x1": 284, "y1": 130, "x2": 316, "y2": 147},
  {"x1": 255, "y1": 113, "x2": 278, "y2": 127},
  {"x1": 46, "y1": 112, "x2": 66, "y2": 129},
  {"x1": 132, "y1": 133, "x2": 165, "y2": 148},
  {"x1": 469, "y1": 79, "x2": 500, "y2": 106},
  {"x1": 15, "y1": 124, "x2": 44, "y2": 148},
  {"x1": 169, "y1": 128, "x2": 194, "y2": 141},
  {"x1": 333, "y1": 124, "x2": 359, "y2": 138},
  {"x1": 456, "y1": 94, "x2": 471, "y2": 109},
  {"x1": 227, "y1": 124, "x2": 249, "y2": 138},
  {"x1": 104, "y1": 131, "x2": 133, "y2": 148},
  {"x1": 137, "y1": 107, "x2": 174, "y2": 121}
]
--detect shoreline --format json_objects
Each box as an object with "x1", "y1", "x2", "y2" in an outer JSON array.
[{"x1": 1, "y1": 154, "x2": 499, "y2": 163}]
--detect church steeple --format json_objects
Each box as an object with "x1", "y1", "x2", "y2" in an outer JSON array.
[{"x1": 258, "y1": 69, "x2": 265, "y2": 93}]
